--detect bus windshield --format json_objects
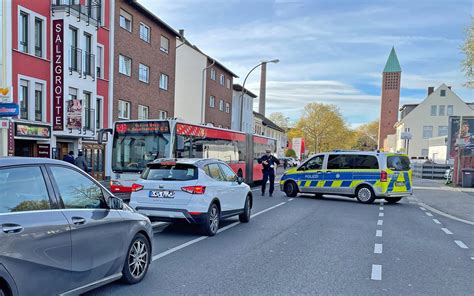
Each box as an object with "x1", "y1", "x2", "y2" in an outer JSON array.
[{"x1": 112, "y1": 121, "x2": 172, "y2": 172}]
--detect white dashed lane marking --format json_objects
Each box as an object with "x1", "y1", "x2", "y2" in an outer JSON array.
[
  {"x1": 425, "y1": 212, "x2": 433, "y2": 217},
  {"x1": 454, "y1": 240, "x2": 469, "y2": 249},
  {"x1": 432, "y1": 219, "x2": 441, "y2": 225},
  {"x1": 379, "y1": 206, "x2": 384, "y2": 210},
  {"x1": 374, "y1": 244, "x2": 383, "y2": 254},
  {"x1": 371, "y1": 264, "x2": 382, "y2": 280},
  {"x1": 377, "y1": 220, "x2": 383, "y2": 226},
  {"x1": 379, "y1": 212, "x2": 384, "y2": 217},
  {"x1": 376, "y1": 230, "x2": 383, "y2": 237},
  {"x1": 419, "y1": 206, "x2": 426, "y2": 211},
  {"x1": 441, "y1": 228, "x2": 453, "y2": 235}
]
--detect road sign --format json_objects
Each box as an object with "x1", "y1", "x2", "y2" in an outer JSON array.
[{"x1": 0, "y1": 103, "x2": 19, "y2": 117}]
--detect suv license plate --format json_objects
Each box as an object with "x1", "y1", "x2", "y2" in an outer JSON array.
[
  {"x1": 395, "y1": 182, "x2": 405, "y2": 186},
  {"x1": 149, "y1": 190, "x2": 175, "y2": 198}
]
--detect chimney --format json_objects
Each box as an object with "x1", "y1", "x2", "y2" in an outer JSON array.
[
  {"x1": 427, "y1": 87, "x2": 434, "y2": 96},
  {"x1": 179, "y1": 29, "x2": 185, "y2": 37}
]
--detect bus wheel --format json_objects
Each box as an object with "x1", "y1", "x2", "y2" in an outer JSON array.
[
  {"x1": 385, "y1": 197, "x2": 402, "y2": 204},
  {"x1": 284, "y1": 181, "x2": 298, "y2": 197}
]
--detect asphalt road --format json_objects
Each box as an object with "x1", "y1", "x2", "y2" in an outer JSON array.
[{"x1": 85, "y1": 187, "x2": 474, "y2": 295}]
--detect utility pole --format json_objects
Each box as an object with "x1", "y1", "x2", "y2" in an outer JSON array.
[{"x1": 258, "y1": 62, "x2": 267, "y2": 116}]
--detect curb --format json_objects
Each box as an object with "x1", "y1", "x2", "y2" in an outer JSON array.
[{"x1": 416, "y1": 201, "x2": 474, "y2": 226}]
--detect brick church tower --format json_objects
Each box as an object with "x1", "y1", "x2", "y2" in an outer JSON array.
[{"x1": 378, "y1": 47, "x2": 402, "y2": 149}]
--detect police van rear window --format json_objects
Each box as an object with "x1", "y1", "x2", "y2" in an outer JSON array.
[
  {"x1": 387, "y1": 156, "x2": 411, "y2": 171},
  {"x1": 141, "y1": 163, "x2": 198, "y2": 181}
]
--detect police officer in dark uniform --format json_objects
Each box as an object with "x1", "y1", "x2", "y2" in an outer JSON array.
[{"x1": 258, "y1": 149, "x2": 280, "y2": 196}]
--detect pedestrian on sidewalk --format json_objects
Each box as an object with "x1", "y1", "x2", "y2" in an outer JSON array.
[
  {"x1": 63, "y1": 151, "x2": 75, "y2": 164},
  {"x1": 75, "y1": 151, "x2": 89, "y2": 173},
  {"x1": 258, "y1": 149, "x2": 280, "y2": 197}
]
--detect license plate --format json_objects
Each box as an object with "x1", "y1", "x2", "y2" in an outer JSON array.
[
  {"x1": 395, "y1": 182, "x2": 405, "y2": 186},
  {"x1": 149, "y1": 190, "x2": 175, "y2": 198}
]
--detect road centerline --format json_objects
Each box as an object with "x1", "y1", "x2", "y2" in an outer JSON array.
[{"x1": 371, "y1": 264, "x2": 382, "y2": 280}]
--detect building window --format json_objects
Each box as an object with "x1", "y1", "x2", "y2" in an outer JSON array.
[
  {"x1": 219, "y1": 99, "x2": 224, "y2": 111},
  {"x1": 69, "y1": 27, "x2": 79, "y2": 72},
  {"x1": 226, "y1": 78, "x2": 231, "y2": 89},
  {"x1": 139, "y1": 63, "x2": 149, "y2": 83},
  {"x1": 19, "y1": 12, "x2": 28, "y2": 53},
  {"x1": 440, "y1": 89, "x2": 446, "y2": 97},
  {"x1": 421, "y1": 149, "x2": 429, "y2": 157},
  {"x1": 34, "y1": 18, "x2": 43, "y2": 57},
  {"x1": 69, "y1": 87, "x2": 78, "y2": 101},
  {"x1": 209, "y1": 96, "x2": 215, "y2": 108},
  {"x1": 34, "y1": 83, "x2": 43, "y2": 121},
  {"x1": 225, "y1": 103, "x2": 230, "y2": 113},
  {"x1": 96, "y1": 98, "x2": 102, "y2": 129},
  {"x1": 84, "y1": 33, "x2": 93, "y2": 77},
  {"x1": 438, "y1": 105, "x2": 445, "y2": 116},
  {"x1": 138, "y1": 105, "x2": 149, "y2": 120},
  {"x1": 119, "y1": 9, "x2": 132, "y2": 32},
  {"x1": 447, "y1": 105, "x2": 453, "y2": 116},
  {"x1": 430, "y1": 105, "x2": 437, "y2": 116},
  {"x1": 84, "y1": 92, "x2": 92, "y2": 130},
  {"x1": 119, "y1": 55, "x2": 131, "y2": 76},
  {"x1": 19, "y1": 79, "x2": 28, "y2": 120},
  {"x1": 118, "y1": 100, "x2": 130, "y2": 119},
  {"x1": 159, "y1": 73, "x2": 169, "y2": 90},
  {"x1": 210, "y1": 68, "x2": 216, "y2": 80},
  {"x1": 160, "y1": 35, "x2": 169, "y2": 53},
  {"x1": 220, "y1": 74, "x2": 225, "y2": 85},
  {"x1": 422, "y1": 126, "x2": 433, "y2": 139},
  {"x1": 139, "y1": 23, "x2": 150, "y2": 42},
  {"x1": 96, "y1": 45, "x2": 104, "y2": 78},
  {"x1": 159, "y1": 110, "x2": 168, "y2": 119},
  {"x1": 438, "y1": 126, "x2": 448, "y2": 137}
]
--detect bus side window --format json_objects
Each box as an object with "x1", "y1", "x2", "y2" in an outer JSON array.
[{"x1": 176, "y1": 135, "x2": 185, "y2": 152}]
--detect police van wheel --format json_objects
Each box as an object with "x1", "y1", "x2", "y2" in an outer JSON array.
[
  {"x1": 284, "y1": 181, "x2": 298, "y2": 197},
  {"x1": 355, "y1": 186, "x2": 375, "y2": 204},
  {"x1": 385, "y1": 197, "x2": 402, "y2": 204}
]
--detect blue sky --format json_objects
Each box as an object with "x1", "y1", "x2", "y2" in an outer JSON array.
[{"x1": 140, "y1": 0, "x2": 473, "y2": 127}]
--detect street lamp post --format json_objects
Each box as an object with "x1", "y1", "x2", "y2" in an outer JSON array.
[{"x1": 239, "y1": 59, "x2": 279, "y2": 131}]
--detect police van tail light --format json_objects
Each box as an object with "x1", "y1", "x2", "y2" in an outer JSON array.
[{"x1": 380, "y1": 171, "x2": 388, "y2": 182}]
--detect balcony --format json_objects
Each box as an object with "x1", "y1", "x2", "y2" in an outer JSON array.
[
  {"x1": 69, "y1": 46, "x2": 82, "y2": 76},
  {"x1": 84, "y1": 51, "x2": 96, "y2": 80},
  {"x1": 51, "y1": 0, "x2": 102, "y2": 28}
]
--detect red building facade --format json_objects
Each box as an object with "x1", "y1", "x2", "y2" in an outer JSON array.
[{"x1": 7, "y1": 0, "x2": 112, "y2": 179}]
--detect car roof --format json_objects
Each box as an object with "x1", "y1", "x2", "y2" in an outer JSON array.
[
  {"x1": 151, "y1": 158, "x2": 224, "y2": 166},
  {"x1": 0, "y1": 156, "x2": 76, "y2": 168},
  {"x1": 318, "y1": 151, "x2": 407, "y2": 156}
]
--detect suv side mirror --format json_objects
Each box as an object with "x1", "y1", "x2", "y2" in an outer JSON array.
[
  {"x1": 109, "y1": 196, "x2": 123, "y2": 210},
  {"x1": 237, "y1": 176, "x2": 244, "y2": 184}
]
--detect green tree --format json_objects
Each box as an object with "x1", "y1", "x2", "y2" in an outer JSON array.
[
  {"x1": 461, "y1": 17, "x2": 473, "y2": 88},
  {"x1": 285, "y1": 149, "x2": 296, "y2": 158},
  {"x1": 352, "y1": 120, "x2": 379, "y2": 151},
  {"x1": 268, "y1": 112, "x2": 289, "y2": 129},
  {"x1": 296, "y1": 103, "x2": 354, "y2": 153}
]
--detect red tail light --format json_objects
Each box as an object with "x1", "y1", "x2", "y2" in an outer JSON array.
[
  {"x1": 380, "y1": 171, "x2": 388, "y2": 182},
  {"x1": 131, "y1": 183, "x2": 144, "y2": 192},
  {"x1": 181, "y1": 186, "x2": 206, "y2": 194}
]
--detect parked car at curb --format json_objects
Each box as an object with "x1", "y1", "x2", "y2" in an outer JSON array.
[
  {"x1": 129, "y1": 158, "x2": 253, "y2": 236},
  {"x1": 0, "y1": 157, "x2": 153, "y2": 296},
  {"x1": 280, "y1": 151, "x2": 413, "y2": 204}
]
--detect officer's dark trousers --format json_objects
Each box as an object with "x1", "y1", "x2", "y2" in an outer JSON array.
[{"x1": 261, "y1": 170, "x2": 275, "y2": 195}]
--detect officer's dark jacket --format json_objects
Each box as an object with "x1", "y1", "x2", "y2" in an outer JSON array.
[{"x1": 258, "y1": 154, "x2": 280, "y2": 172}]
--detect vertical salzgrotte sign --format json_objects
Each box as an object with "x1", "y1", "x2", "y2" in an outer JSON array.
[{"x1": 53, "y1": 20, "x2": 64, "y2": 131}]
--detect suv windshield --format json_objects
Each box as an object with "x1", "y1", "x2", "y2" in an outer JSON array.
[
  {"x1": 141, "y1": 163, "x2": 198, "y2": 181},
  {"x1": 387, "y1": 155, "x2": 411, "y2": 171}
]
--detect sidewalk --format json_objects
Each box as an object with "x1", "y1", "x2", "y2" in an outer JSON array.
[{"x1": 412, "y1": 178, "x2": 474, "y2": 223}]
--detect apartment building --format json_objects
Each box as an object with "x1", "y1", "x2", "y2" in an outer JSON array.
[
  {"x1": 1, "y1": 0, "x2": 113, "y2": 179},
  {"x1": 114, "y1": 0, "x2": 178, "y2": 121}
]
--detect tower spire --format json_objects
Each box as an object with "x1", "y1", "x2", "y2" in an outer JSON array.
[{"x1": 383, "y1": 47, "x2": 402, "y2": 73}]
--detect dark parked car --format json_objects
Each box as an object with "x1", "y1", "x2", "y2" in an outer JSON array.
[{"x1": 0, "y1": 157, "x2": 153, "y2": 296}]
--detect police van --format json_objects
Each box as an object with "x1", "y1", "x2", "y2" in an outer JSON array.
[{"x1": 280, "y1": 151, "x2": 412, "y2": 204}]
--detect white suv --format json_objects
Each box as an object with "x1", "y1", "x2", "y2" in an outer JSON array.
[{"x1": 129, "y1": 159, "x2": 253, "y2": 236}]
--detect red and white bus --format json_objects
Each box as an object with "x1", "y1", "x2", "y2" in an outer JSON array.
[{"x1": 102, "y1": 119, "x2": 276, "y2": 193}]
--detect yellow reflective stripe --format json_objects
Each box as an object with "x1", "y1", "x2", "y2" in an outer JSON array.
[
  {"x1": 297, "y1": 180, "x2": 304, "y2": 186},
  {"x1": 331, "y1": 180, "x2": 343, "y2": 187},
  {"x1": 304, "y1": 181, "x2": 311, "y2": 187},
  {"x1": 351, "y1": 180, "x2": 362, "y2": 187},
  {"x1": 317, "y1": 181, "x2": 325, "y2": 187}
]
